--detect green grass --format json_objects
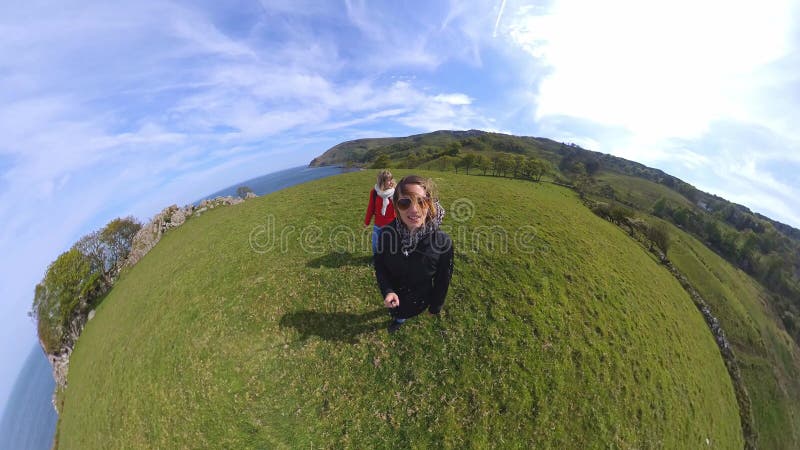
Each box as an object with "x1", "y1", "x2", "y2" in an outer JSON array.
[
  {"x1": 57, "y1": 170, "x2": 742, "y2": 448},
  {"x1": 666, "y1": 220, "x2": 800, "y2": 449},
  {"x1": 594, "y1": 171, "x2": 695, "y2": 212}
]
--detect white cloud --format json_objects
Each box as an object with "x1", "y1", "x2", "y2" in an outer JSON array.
[
  {"x1": 493, "y1": 0, "x2": 508, "y2": 37},
  {"x1": 0, "y1": 1, "x2": 506, "y2": 413},
  {"x1": 506, "y1": 0, "x2": 793, "y2": 138},
  {"x1": 434, "y1": 93, "x2": 473, "y2": 105},
  {"x1": 500, "y1": 0, "x2": 796, "y2": 142},
  {"x1": 494, "y1": 0, "x2": 800, "y2": 229}
]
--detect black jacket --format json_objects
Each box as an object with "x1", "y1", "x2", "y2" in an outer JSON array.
[{"x1": 374, "y1": 220, "x2": 454, "y2": 319}]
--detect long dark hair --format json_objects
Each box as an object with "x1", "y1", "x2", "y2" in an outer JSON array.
[{"x1": 392, "y1": 175, "x2": 439, "y2": 222}]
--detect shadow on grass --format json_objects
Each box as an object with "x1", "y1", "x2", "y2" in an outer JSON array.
[
  {"x1": 279, "y1": 308, "x2": 388, "y2": 344},
  {"x1": 306, "y1": 251, "x2": 373, "y2": 268}
]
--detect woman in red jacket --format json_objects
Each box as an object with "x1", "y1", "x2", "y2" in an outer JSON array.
[{"x1": 364, "y1": 170, "x2": 396, "y2": 255}]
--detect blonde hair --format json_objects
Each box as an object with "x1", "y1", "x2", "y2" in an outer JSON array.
[{"x1": 376, "y1": 169, "x2": 394, "y2": 189}]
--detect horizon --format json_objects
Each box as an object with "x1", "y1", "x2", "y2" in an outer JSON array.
[{"x1": 1, "y1": 0, "x2": 798, "y2": 417}]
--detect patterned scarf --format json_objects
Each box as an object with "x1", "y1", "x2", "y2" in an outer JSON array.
[{"x1": 395, "y1": 199, "x2": 445, "y2": 255}]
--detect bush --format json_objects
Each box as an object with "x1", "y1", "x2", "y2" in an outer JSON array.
[
  {"x1": 609, "y1": 205, "x2": 634, "y2": 225},
  {"x1": 30, "y1": 248, "x2": 101, "y2": 352},
  {"x1": 236, "y1": 186, "x2": 254, "y2": 199},
  {"x1": 31, "y1": 216, "x2": 141, "y2": 354},
  {"x1": 645, "y1": 221, "x2": 671, "y2": 256},
  {"x1": 590, "y1": 202, "x2": 611, "y2": 220},
  {"x1": 370, "y1": 154, "x2": 390, "y2": 169}
]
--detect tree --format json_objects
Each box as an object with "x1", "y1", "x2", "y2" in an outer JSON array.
[
  {"x1": 445, "y1": 141, "x2": 461, "y2": 156},
  {"x1": 100, "y1": 217, "x2": 141, "y2": 277},
  {"x1": 719, "y1": 230, "x2": 738, "y2": 259},
  {"x1": 646, "y1": 221, "x2": 671, "y2": 256},
  {"x1": 74, "y1": 230, "x2": 105, "y2": 278},
  {"x1": 31, "y1": 282, "x2": 61, "y2": 353},
  {"x1": 476, "y1": 154, "x2": 492, "y2": 175},
  {"x1": 519, "y1": 158, "x2": 533, "y2": 179},
  {"x1": 406, "y1": 153, "x2": 420, "y2": 168},
  {"x1": 672, "y1": 207, "x2": 689, "y2": 227},
  {"x1": 498, "y1": 154, "x2": 514, "y2": 177},
  {"x1": 781, "y1": 310, "x2": 798, "y2": 337},
  {"x1": 512, "y1": 155, "x2": 525, "y2": 178},
  {"x1": 530, "y1": 159, "x2": 550, "y2": 182},
  {"x1": 491, "y1": 155, "x2": 502, "y2": 176},
  {"x1": 371, "y1": 154, "x2": 391, "y2": 169},
  {"x1": 32, "y1": 216, "x2": 141, "y2": 355},
  {"x1": 585, "y1": 159, "x2": 601, "y2": 176},
  {"x1": 437, "y1": 155, "x2": 460, "y2": 171},
  {"x1": 73, "y1": 216, "x2": 140, "y2": 285},
  {"x1": 704, "y1": 220, "x2": 723, "y2": 247},
  {"x1": 737, "y1": 229, "x2": 760, "y2": 273},
  {"x1": 652, "y1": 197, "x2": 667, "y2": 217},
  {"x1": 30, "y1": 248, "x2": 102, "y2": 353},
  {"x1": 461, "y1": 153, "x2": 477, "y2": 175},
  {"x1": 609, "y1": 205, "x2": 634, "y2": 226},
  {"x1": 236, "y1": 186, "x2": 254, "y2": 199},
  {"x1": 575, "y1": 174, "x2": 591, "y2": 199},
  {"x1": 572, "y1": 161, "x2": 587, "y2": 177}
]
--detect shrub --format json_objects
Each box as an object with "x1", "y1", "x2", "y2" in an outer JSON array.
[
  {"x1": 646, "y1": 221, "x2": 671, "y2": 256},
  {"x1": 236, "y1": 186, "x2": 254, "y2": 199}
]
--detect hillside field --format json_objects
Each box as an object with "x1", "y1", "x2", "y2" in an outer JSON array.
[
  {"x1": 56, "y1": 170, "x2": 742, "y2": 448},
  {"x1": 665, "y1": 220, "x2": 800, "y2": 449}
]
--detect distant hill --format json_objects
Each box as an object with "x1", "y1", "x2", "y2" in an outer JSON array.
[
  {"x1": 310, "y1": 130, "x2": 800, "y2": 350},
  {"x1": 58, "y1": 171, "x2": 750, "y2": 448}
]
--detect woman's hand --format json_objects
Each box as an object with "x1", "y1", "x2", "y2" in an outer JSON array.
[{"x1": 384, "y1": 293, "x2": 399, "y2": 308}]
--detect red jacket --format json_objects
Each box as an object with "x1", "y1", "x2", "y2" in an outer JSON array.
[{"x1": 364, "y1": 188, "x2": 396, "y2": 227}]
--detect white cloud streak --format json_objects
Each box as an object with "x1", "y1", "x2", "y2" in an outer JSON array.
[
  {"x1": 3, "y1": 0, "x2": 796, "y2": 416},
  {"x1": 0, "y1": 0, "x2": 498, "y2": 412},
  {"x1": 493, "y1": 0, "x2": 508, "y2": 37}
]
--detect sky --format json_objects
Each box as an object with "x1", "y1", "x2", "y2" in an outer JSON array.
[{"x1": 1, "y1": 0, "x2": 798, "y2": 414}]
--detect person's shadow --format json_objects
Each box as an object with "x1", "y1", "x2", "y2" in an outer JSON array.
[
  {"x1": 306, "y1": 251, "x2": 373, "y2": 268},
  {"x1": 279, "y1": 308, "x2": 387, "y2": 344}
]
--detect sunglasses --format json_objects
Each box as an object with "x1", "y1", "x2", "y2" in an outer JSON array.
[{"x1": 396, "y1": 195, "x2": 429, "y2": 211}]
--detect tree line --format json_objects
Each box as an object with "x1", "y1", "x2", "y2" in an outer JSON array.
[
  {"x1": 29, "y1": 217, "x2": 141, "y2": 354},
  {"x1": 650, "y1": 196, "x2": 800, "y2": 343},
  {"x1": 363, "y1": 138, "x2": 800, "y2": 344},
  {"x1": 370, "y1": 141, "x2": 553, "y2": 183}
]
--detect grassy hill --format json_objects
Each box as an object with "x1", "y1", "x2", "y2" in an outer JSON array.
[
  {"x1": 583, "y1": 172, "x2": 800, "y2": 448},
  {"x1": 309, "y1": 130, "x2": 800, "y2": 321},
  {"x1": 56, "y1": 170, "x2": 744, "y2": 448},
  {"x1": 665, "y1": 220, "x2": 800, "y2": 449},
  {"x1": 592, "y1": 171, "x2": 696, "y2": 212}
]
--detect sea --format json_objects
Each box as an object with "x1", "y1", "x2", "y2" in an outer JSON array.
[
  {"x1": 0, "y1": 164, "x2": 350, "y2": 450},
  {"x1": 196, "y1": 164, "x2": 352, "y2": 204},
  {"x1": 0, "y1": 346, "x2": 58, "y2": 450}
]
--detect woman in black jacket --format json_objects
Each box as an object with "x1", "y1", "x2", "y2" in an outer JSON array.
[{"x1": 373, "y1": 175, "x2": 454, "y2": 333}]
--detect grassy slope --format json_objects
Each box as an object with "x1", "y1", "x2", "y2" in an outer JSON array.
[
  {"x1": 58, "y1": 170, "x2": 742, "y2": 449},
  {"x1": 593, "y1": 171, "x2": 695, "y2": 211},
  {"x1": 588, "y1": 171, "x2": 800, "y2": 448},
  {"x1": 666, "y1": 221, "x2": 800, "y2": 449},
  {"x1": 592, "y1": 173, "x2": 747, "y2": 238}
]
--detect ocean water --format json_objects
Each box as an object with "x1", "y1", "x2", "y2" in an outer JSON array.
[
  {"x1": 197, "y1": 164, "x2": 352, "y2": 203},
  {"x1": 0, "y1": 165, "x2": 349, "y2": 449},
  {"x1": 0, "y1": 346, "x2": 58, "y2": 450}
]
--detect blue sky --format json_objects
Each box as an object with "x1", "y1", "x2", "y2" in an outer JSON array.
[{"x1": 1, "y1": 0, "x2": 798, "y2": 413}]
